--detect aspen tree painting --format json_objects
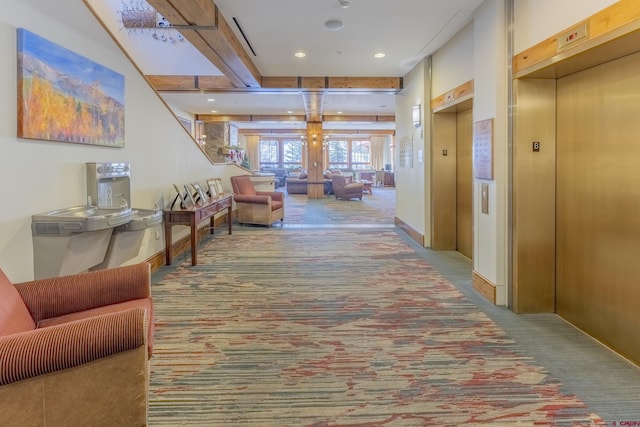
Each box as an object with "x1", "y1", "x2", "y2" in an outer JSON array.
[{"x1": 17, "y1": 29, "x2": 125, "y2": 147}]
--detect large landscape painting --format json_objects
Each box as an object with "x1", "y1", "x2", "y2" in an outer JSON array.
[{"x1": 17, "y1": 29, "x2": 125, "y2": 147}]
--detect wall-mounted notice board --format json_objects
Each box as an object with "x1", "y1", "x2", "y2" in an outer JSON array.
[{"x1": 473, "y1": 118, "x2": 494, "y2": 180}]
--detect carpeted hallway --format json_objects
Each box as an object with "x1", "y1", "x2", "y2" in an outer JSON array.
[{"x1": 149, "y1": 188, "x2": 640, "y2": 426}]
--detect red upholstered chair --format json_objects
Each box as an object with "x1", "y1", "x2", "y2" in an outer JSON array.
[
  {"x1": 230, "y1": 175, "x2": 285, "y2": 226},
  {"x1": 0, "y1": 262, "x2": 153, "y2": 427},
  {"x1": 332, "y1": 174, "x2": 364, "y2": 200}
]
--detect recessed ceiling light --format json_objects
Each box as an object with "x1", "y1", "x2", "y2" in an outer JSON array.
[
  {"x1": 294, "y1": 51, "x2": 306, "y2": 58},
  {"x1": 337, "y1": 111, "x2": 343, "y2": 114},
  {"x1": 374, "y1": 52, "x2": 386, "y2": 59},
  {"x1": 207, "y1": 98, "x2": 215, "y2": 102},
  {"x1": 210, "y1": 110, "x2": 217, "y2": 113},
  {"x1": 324, "y1": 19, "x2": 344, "y2": 31},
  {"x1": 287, "y1": 110, "x2": 294, "y2": 114}
]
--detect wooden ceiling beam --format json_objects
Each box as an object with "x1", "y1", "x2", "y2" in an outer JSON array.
[
  {"x1": 196, "y1": 114, "x2": 395, "y2": 123},
  {"x1": 145, "y1": 75, "x2": 403, "y2": 93},
  {"x1": 197, "y1": 114, "x2": 306, "y2": 122},
  {"x1": 238, "y1": 129, "x2": 396, "y2": 136},
  {"x1": 145, "y1": 0, "x2": 261, "y2": 88}
]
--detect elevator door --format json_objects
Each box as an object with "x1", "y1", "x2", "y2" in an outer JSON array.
[
  {"x1": 456, "y1": 108, "x2": 473, "y2": 259},
  {"x1": 556, "y1": 51, "x2": 640, "y2": 363}
]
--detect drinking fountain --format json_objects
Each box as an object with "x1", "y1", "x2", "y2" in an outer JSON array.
[
  {"x1": 87, "y1": 162, "x2": 163, "y2": 270},
  {"x1": 31, "y1": 162, "x2": 133, "y2": 279}
]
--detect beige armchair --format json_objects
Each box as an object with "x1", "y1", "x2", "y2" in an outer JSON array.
[
  {"x1": 230, "y1": 175, "x2": 285, "y2": 226},
  {"x1": 332, "y1": 174, "x2": 364, "y2": 200},
  {"x1": 0, "y1": 262, "x2": 153, "y2": 427}
]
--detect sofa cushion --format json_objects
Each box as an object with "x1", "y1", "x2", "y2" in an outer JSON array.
[
  {"x1": 0, "y1": 269, "x2": 36, "y2": 336},
  {"x1": 37, "y1": 298, "x2": 154, "y2": 355},
  {"x1": 298, "y1": 171, "x2": 308, "y2": 179}
]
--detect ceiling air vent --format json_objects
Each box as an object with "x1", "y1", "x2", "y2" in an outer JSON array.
[{"x1": 232, "y1": 17, "x2": 257, "y2": 56}]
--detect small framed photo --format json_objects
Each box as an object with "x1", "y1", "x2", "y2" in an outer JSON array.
[
  {"x1": 183, "y1": 184, "x2": 197, "y2": 207},
  {"x1": 173, "y1": 183, "x2": 193, "y2": 209},
  {"x1": 191, "y1": 182, "x2": 209, "y2": 204},
  {"x1": 207, "y1": 178, "x2": 224, "y2": 198}
]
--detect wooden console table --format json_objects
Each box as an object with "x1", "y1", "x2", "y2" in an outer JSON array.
[{"x1": 163, "y1": 194, "x2": 232, "y2": 266}]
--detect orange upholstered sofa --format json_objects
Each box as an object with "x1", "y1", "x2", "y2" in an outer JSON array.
[{"x1": 0, "y1": 262, "x2": 154, "y2": 427}]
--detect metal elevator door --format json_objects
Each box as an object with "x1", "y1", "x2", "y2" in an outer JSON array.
[
  {"x1": 456, "y1": 108, "x2": 473, "y2": 259},
  {"x1": 556, "y1": 51, "x2": 640, "y2": 364}
]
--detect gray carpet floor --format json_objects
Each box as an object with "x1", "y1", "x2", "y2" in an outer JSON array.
[{"x1": 156, "y1": 186, "x2": 640, "y2": 424}]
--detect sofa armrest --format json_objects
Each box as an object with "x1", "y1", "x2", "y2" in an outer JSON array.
[
  {"x1": 234, "y1": 194, "x2": 271, "y2": 205},
  {"x1": 257, "y1": 191, "x2": 283, "y2": 202},
  {"x1": 15, "y1": 263, "x2": 151, "y2": 322},
  {"x1": 0, "y1": 308, "x2": 148, "y2": 386}
]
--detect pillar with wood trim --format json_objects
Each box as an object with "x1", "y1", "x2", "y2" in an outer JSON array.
[{"x1": 306, "y1": 122, "x2": 324, "y2": 199}]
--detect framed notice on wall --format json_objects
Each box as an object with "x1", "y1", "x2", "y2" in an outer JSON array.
[
  {"x1": 399, "y1": 136, "x2": 413, "y2": 168},
  {"x1": 473, "y1": 118, "x2": 494, "y2": 180}
]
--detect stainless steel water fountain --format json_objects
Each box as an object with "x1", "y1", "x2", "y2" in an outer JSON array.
[
  {"x1": 31, "y1": 162, "x2": 133, "y2": 279},
  {"x1": 86, "y1": 162, "x2": 131, "y2": 210},
  {"x1": 87, "y1": 162, "x2": 163, "y2": 270}
]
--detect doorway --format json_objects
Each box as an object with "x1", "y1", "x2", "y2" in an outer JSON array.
[{"x1": 432, "y1": 98, "x2": 473, "y2": 260}]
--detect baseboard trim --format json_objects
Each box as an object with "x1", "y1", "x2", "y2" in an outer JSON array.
[
  {"x1": 472, "y1": 271, "x2": 496, "y2": 304},
  {"x1": 395, "y1": 216, "x2": 425, "y2": 246}
]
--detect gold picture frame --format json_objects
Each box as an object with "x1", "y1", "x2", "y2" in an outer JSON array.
[{"x1": 207, "y1": 178, "x2": 224, "y2": 198}]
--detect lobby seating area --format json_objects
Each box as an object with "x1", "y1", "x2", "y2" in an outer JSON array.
[{"x1": 286, "y1": 170, "x2": 333, "y2": 195}]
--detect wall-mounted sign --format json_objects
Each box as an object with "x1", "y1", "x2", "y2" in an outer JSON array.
[{"x1": 473, "y1": 118, "x2": 494, "y2": 180}]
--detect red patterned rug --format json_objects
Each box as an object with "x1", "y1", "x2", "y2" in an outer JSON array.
[{"x1": 149, "y1": 228, "x2": 603, "y2": 426}]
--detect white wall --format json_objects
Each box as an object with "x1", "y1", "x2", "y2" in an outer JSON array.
[
  {"x1": 395, "y1": 59, "x2": 428, "y2": 241},
  {"x1": 514, "y1": 0, "x2": 618, "y2": 54},
  {"x1": 0, "y1": 0, "x2": 222, "y2": 281},
  {"x1": 432, "y1": 22, "x2": 474, "y2": 98},
  {"x1": 416, "y1": 0, "x2": 622, "y2": 306},
  {"x1": 472, "y1": 0, "x2": 508, "y2": 304}
]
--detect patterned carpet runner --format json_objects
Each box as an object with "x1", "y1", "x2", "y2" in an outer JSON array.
[{"x1": 149, "y1": 227, "x2": 602, "y2": 426}]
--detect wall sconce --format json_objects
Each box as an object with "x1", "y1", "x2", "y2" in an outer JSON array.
[
  {"x1": 300, "y1": 135, "x2": 307, "y2": 146},
  {"x1": 412, "y1": 104, "x2": 421, "y2": 128},
  {"x1": 197, "y1": 134, "x2": 206, "y2": 145},
  {"x1": 312, "y1": 134, "x2": 318, "y2": 144}
]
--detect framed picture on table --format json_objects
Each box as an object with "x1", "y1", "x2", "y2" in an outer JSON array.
[
  {"x1": 207, "y1": 178, "x2": 224, "y2": 198},
  {"x1": 183, "y1": 184, "x2": 197, "y2": 207},
  {"x1": 173, "y1": 183, "x2": 193, "y2": 209},
  {"x1": 191, "y1": 182, "x2": 209, "y2": 204}
]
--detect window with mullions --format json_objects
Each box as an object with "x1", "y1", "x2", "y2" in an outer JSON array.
[
  {"x1": 282, "y1": 139, "x2": 303, "y2": 169},
  {"x1": 259, "y1": 138, "x2": 303, "y2": 170},
  {"x1": 327, "y1": 139, "x2": 371, "y2": 170},
  {"x1": 259, "y1": 139, "x2": 279, "y2": 169},
  {"x1": 351, "y1": 140, "x2": 371, "y2": 171}
]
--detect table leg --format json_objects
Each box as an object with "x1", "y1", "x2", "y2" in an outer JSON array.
[
  {"x1": 190, "y1": 216, "x2": 197, "y2": 266},
  {"x1": 227, "y1": 206, "x2": 232, "y2": 234},
  {"x1": 164, "y1": 223, "x2": 172, "y2": 265}
]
